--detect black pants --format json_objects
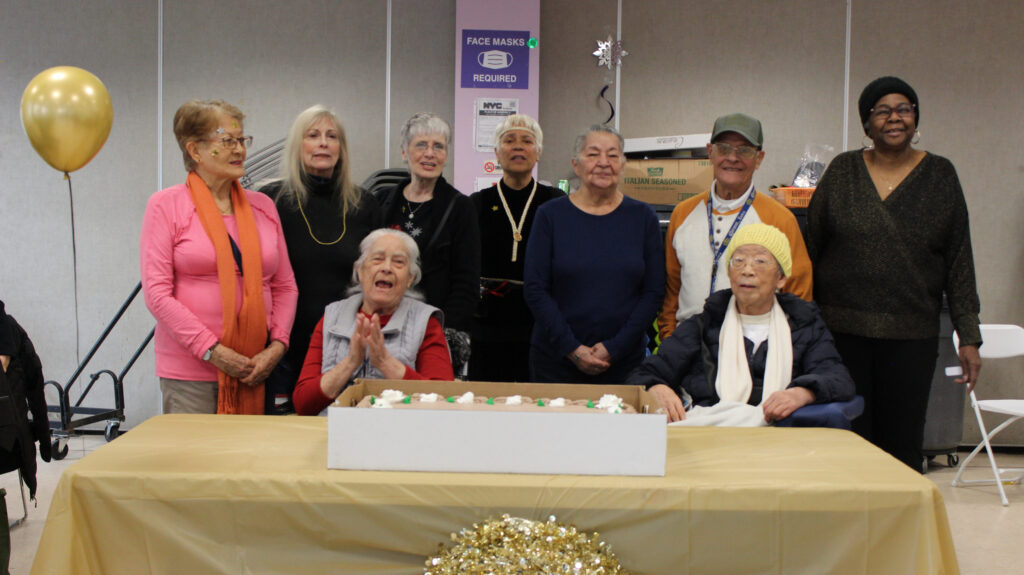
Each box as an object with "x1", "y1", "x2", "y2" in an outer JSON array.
[
  {"x1": 1, "y1": 487, "x2": 9, "y2": 575},
  {"x1": 833, "y1": 333, "x2": 938, "y2": 472},
  {"x1": 469, "y1": 339, "x2": 531, "y2": 382},
  {"x1": 265, "y1": 356, "x2": 298, "y2": 415}
]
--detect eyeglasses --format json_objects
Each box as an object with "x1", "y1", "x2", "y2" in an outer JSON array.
[
  {"x1": 711, "y1": 142, "x2": 759, "y2": 160},
  {"x1": 412, "y1": 141, "x2": 447, "y2": 153},
  {"x1": 208, "y1": 135, "x2": 254, "y2": 150},
  {"x1": 728, "y1": 254, "x2": 777, "y2": 272},
  {"x1": 870, "y1": 103, "x2": 916, "y2": 121}
]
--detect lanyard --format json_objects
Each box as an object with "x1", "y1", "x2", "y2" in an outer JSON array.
[{"x1": 706, "y1": 189, "x2": 756, "y2": 295}]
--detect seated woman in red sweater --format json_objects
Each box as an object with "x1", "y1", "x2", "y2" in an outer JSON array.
[{"x1": 294, "y1": 229, "x2": 453, "y2": 415}]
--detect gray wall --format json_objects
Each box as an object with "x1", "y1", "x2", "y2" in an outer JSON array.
[{"x1": 2, "y1": 0, "x2": 1022, "y2": 444}]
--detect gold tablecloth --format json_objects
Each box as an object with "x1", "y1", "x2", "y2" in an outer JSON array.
[{"x1": 32, "y1": 414, "x2": 958, "y2": 574}]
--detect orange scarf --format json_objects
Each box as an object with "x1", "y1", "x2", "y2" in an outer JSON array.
[{"x1": 187, "y1": 171, "x2": 267, "y2": 414}]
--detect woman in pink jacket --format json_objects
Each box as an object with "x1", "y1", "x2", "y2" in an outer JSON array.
[{"x1": 141, "y1": 100, "x2": 297, "y2": 415}]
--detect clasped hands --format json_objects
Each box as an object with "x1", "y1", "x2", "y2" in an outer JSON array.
[
  {"x1": 568, "y1": 342, "x2": 611, "y2": 376},
  {"x1": 346, "y1": 313, "x2": 405, "y2": 379},
  {"x1": 208, "y1": 340, "x2": 286, "y2": 386},
  {"x1": 319, "y1": 313, "x2": 406, "y2": 400}
]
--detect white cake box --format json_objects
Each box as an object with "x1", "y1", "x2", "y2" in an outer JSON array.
[{"x1": 327, "y1": 379, "x2": 667, "y2": 476}]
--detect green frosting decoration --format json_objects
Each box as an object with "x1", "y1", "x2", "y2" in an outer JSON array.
[
  {"x1": 403, "y1": 395, "x2": 412, "y2": 404},
  {"x1": 447, "y1": 396, "x2": 456, "y2": 403},
  {"x1": 586, "y1": 400, "x2": 594, "y2": 409},
  {"x1": 486, "y1": 397, "x2": 494, "y2": 405},
  {"x1": 537, "y1": 399, "x2": 545, "y2": 407},
  {"x1": 370, "y1": 396, "x2": 375, "y2": 405}
]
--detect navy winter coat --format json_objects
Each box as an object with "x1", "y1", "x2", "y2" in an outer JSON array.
[{"x1": 628, "y1": 290, "x2": 855, "y2": 407}]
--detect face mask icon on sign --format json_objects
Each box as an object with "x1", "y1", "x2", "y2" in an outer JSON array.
[{"x1": 478, "y1": 50, "x2": 512, "y2": 70}]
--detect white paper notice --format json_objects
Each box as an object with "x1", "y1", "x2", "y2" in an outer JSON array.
[
  {"x1": 474, "y1": 98, "x2": 519, "y2": 152},
  {"x1": 475, "y1": 176, "x2": 502, "y2": 191}
]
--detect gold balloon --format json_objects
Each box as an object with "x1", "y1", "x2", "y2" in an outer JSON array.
[{"x1": 21, "y1": 66, "x2": 114, "y2": 173}]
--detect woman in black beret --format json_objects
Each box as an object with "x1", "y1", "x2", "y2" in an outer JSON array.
[{"x1": 806, "y1": 76, "x2": 982, "y2": 472}]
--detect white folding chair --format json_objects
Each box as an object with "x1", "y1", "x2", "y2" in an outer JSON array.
[{"x1": 951, "y1": 324, "x2": 1024, "y2": 506}]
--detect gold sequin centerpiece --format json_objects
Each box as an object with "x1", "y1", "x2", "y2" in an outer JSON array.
[{"x1": 425, "y1": 514, "x2": 629, "y2": 574}]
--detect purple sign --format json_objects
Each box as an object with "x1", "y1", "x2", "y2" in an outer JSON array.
[{"x1": 460, "y1": 29, "x2": 530, "y2": 89}]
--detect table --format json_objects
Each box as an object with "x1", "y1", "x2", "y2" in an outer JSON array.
[{"x1": 32, "y1": 414, "x2": 958, "y2": 574}]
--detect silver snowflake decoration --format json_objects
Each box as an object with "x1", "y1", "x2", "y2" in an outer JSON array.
[
  {"x1": 403, "y1": 221, "x2": 423, "y2": 238},
  {"x1": 593, "y1": 35, "x2": 628, "y2": 69}
]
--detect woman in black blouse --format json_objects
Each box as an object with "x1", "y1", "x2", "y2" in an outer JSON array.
[
  {"x1": 260, "y1": 105, "x2": 382, "y2": 412},
  {"x1": 806, "y1": 77, "x2": 981, "y2": 471},
  {"x1": 377, "y1": 113, "x2": 480, "y2": 377},
  {"x1": 469, "y1": 114, "x2": 562, "y2": 381}
]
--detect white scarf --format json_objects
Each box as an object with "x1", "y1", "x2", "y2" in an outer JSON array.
[
  {"x1": 670, "y1": 402, "x2": 767, "y2": 427},
  {"x1": 714, "y1": 295, "x2": 792, "y2": 406}
]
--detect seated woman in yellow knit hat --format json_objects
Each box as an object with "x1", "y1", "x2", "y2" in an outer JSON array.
[{"x1": 627, "y1": 223, "x2": 854, "y2": 426}]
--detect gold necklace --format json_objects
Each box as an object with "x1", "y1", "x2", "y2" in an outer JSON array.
[
  {"x1": 296, "y1": 193, "x2": 348, "y2": 246},
  {"x1": 868, "y1": 151, "x2": 915, "y2": 192},
  {"x1": 496, "y1": 179, "x2": 537, "y2": 262}
]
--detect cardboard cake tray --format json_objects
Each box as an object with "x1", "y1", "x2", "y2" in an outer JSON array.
[{"x1": 327, "y1": 379, "x2": 667, "y2": 476}]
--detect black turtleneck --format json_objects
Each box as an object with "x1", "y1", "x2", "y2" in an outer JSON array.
[{"x1": 259, "y1": 177, "x2": 383, "y2": 369}]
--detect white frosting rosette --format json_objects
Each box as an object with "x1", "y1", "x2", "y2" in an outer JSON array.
[{"x1": 596, "y1": 394, "x2": 625, "y2": 414}]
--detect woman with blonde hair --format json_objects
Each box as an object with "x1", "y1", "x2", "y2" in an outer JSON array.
[{"x1": 259, "y1": 105, "x2": 382, "y2": 412}]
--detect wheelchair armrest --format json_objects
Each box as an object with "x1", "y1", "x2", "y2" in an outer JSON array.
[{"x1": 775, "y1": 396, "x2": 865, "y2": 430}]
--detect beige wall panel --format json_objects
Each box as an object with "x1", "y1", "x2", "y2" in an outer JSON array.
[
  {"x1": 162, "y1": 0, "x2": 387, "y2": 188},
  {"x1": 620, "y1": 0, "x2": 848, "y2": 192},
  {"x1": 538, "y1": 0, "x2": 621, "y2": 185},
  {"x1": 0, "y1": 0, "x2": 160, "y2": 425},
  {"x1": 388, "y1": 0, "x2": 456, "y2": 179},
  {"x1": 851, "y1": 0, "x2": 1024, "y2": 445}
]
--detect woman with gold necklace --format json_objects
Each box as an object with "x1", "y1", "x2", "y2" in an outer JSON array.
[
  {"x1": 807, "y1": 76, "x2": 982, "y2": 472},
  {"x1": 260, "y1": 105, "x2": 382, "y2": 412},
  {"x1": 470, "y1": 115, "x2": 562, "y2": 381}
]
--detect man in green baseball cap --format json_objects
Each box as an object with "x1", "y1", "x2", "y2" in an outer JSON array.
[{"x1": 658, "y1": 113, "x2": 814, "y2": 342}]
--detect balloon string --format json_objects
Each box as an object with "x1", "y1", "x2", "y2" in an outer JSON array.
[
  {"x1": 600, "y1": 85, "x2": 616, "y2": 125},
  {"x1": 65, "y1": 172, "x2": 81, "y2": 366}
]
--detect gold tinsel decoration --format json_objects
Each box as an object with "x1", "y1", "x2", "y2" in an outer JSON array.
[{"x1": 424, "y1": 514, "x2": 629, "y2": 574}]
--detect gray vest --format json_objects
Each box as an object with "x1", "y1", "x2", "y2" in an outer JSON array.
[{"x1": 321, "y1": 293, "x2": 444, "y2": 388}]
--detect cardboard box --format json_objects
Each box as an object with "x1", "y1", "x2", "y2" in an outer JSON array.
[
  {"x1": 624, "y1": 133, "x2": 711, "y2": 154},
  {"x1": 772, "y1": 186, "x2": 815, "y2": 208},
  {"x1": 328, "y1": 379, "x2": 666, "y2": 476},
  {"x1": 622, "y1": 158, "x2": 713, "y2": 206}
]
